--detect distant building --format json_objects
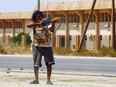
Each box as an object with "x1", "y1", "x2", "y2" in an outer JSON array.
[{"x1": 0, "y1": 0, "x2": 115, "y2": 50}]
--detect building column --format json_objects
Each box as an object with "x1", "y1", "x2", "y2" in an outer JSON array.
[
  {"x1": 56, "y1": 35, "x2": 58, "y2": 48},
  {"x1": 22, "y1": 20, "x2": 25, "y2": 33},
  {"x1": 48, "y1": 12, "x2": 56, "y2": 47},
  {"x1": 107, "y1": 10, "x2": 114, "y2": 49},
  {"x1": 62, "y1": 11, "x2": 69, "y2": 48},
  {"x1": 72, "y1": 35, "x2": 80, "y2": 51},
  {"x1": 76, "y1": 35, "x2": 80, "y2": 48},
  {"x1": 21, "y1": 35, "x2": 27, "y2": 46},
  {"x1": 12, "y1": 20, "x2": 15, "y2": 37},
  {"x1": 56, "y1": 35, "x2": 60, "y2": 48},
  {"x1": 2, "y1": 20, "x2": 5, "y2": 42},
  {"x1": 6, "y1": 35, "x2": 10, "y2": 45},
  {"x1": 94, "y1": 10, "x2": 100, "y2": 50},
  {"x1": 76, "y1": 11, "x2": 84, "y2": 37}
]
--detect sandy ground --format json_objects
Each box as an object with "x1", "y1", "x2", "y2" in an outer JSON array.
[{"x1": 0, "y1": 70, "x2": 116, "y2": 87}]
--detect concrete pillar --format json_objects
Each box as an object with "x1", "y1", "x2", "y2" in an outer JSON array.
[
  {"x1": 109, "y1": 35, "x2": 111, "y2": 47},
  {"x1": 56, "y1": 35, "x2": 60, "y2": 48},
  {"x1": 72, "y1": 35, "x2": 80, "y2": 51},
  {"x1": 72, "y1": 36, "x2": 76, "y2": 50},
  {"x1": 22, "y1": 20, "x2": 25, "y2": 33},
  {"x1": 76, "y1": 35, "x2": 80, "y2": 48},
  {"x1": 56, "y1": 35, "x2": 58, "y2": 48},
  {"x1": 76, "y1": 11, "x2": 84, "y2": 37},
  {"x1": 21, "y1": 35, "x2": 27, "y2": 46},
  {"x1": 94, "y1": 10, "x2": 100, "y2": 50},
  {"x1": 12, "y1": 20, "x2": 15, "y2": 37},
  {"x1": 6, "y1": 35, "x2": 10, "y2": 45},
  {"x1": 2, "y1": 20, "x2": 5, "y2": 42},
  {"x1": 62, "y1": 11, "x2": 69, "y2": 48}
]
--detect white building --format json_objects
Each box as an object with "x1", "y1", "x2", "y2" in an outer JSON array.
[{"x1": 0, "y1": 0, "x2": 115, "y2": 50}]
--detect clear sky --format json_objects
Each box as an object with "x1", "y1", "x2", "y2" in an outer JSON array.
[{"x1": 0, "y1": 0, "x2": 79, "y2": 12}]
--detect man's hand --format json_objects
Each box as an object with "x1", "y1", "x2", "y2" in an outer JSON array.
[{"x1": 52, "y1": 17, "x2": 61, "y2": 22}]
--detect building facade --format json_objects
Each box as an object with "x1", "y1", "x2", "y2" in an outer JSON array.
[{"x1": 0, "y1": 0, "x2": 115, "y2": 50}]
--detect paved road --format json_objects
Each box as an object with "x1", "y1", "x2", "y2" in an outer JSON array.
[{"x1": 0, "y1": 55, "x2": 116, "y2": 75}]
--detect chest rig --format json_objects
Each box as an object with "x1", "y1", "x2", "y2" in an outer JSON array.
[{"x1": 33, "y1": 26, "x2": 52, "y2": 46}]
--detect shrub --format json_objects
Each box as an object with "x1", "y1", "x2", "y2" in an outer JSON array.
[{"x1": 11, "y1": 32, "x2": 32, "y2": 45}]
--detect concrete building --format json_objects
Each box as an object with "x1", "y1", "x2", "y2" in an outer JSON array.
[{"x1": 0, "y1": 0, "x2": 115, "y2": 50}]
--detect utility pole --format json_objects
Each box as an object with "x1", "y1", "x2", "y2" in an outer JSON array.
[
  {"x1": 38, "y1": 0, "x2": 40, "y2": 10},
  {"x1": 78, "y1": 0, "x2": 96, "y2": 52},
  {"x1": 112, "y1": 0, "x2": 116, "y2": 50},
  {"x1": 47, "y1": 0, "x2": 49, "y2": 18}
]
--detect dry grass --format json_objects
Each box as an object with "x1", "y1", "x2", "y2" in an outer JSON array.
[
  {"x1": 0, "y1": 42, "x2": 116, "y2": 57},
  {"x1": 0, "y1": 44, "x2": 7, "y2": 54},
  {"x1": 53, "y1": 46, "x2": 116, "y2": 57},
  {"x1": 0, "y1": 42, "x2": 31, "y2": 54}
]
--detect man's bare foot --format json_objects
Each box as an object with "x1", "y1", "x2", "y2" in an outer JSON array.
[
  {"x1": 30, "y1": 80, "x2": 39, "y2": 84},
  {"x1": 46, "y1": 81, "x2": 53, "y2": 85}
]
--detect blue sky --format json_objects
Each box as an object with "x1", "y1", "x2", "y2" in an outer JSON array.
[{"x1": 0, "y1": 0, "x2": 78, "y2": 12}]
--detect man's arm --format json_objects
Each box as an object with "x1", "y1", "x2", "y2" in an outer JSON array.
[
  {"x1": 50, "y1": 17, "x2": 61, "y2": 32},
  {"x1": 50, "y1": 20, "x2": 55, "y2": 32},
  {"x1": 27, "y1": 21, "x2": 45, "y2": 28}
]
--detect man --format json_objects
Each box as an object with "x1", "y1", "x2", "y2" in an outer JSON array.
[{"x1": 27, "y1": 10, "x2": 60, "y2": 85}]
